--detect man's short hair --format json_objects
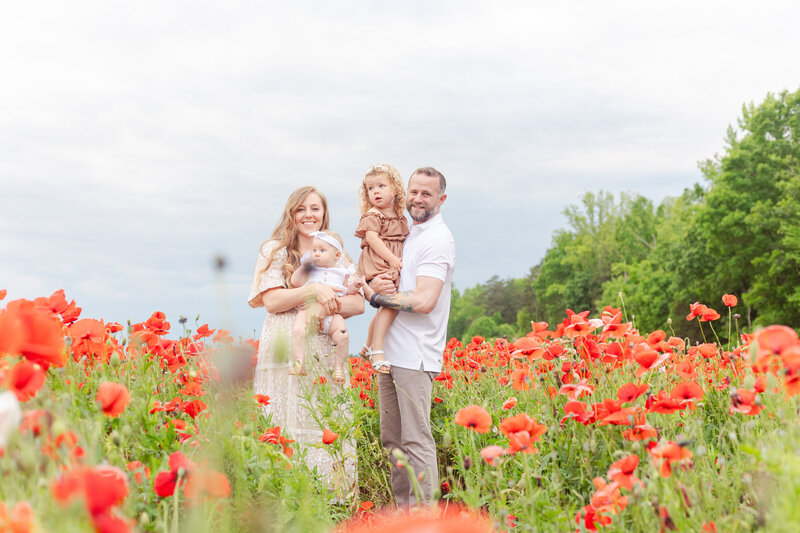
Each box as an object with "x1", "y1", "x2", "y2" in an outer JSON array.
[{"x1": 412, "y1": 167, "x2": 446, "y2": 195}]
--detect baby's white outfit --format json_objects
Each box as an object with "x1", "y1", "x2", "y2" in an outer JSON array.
[{"x1": 302, "y1": 261, "x2": 356, "y2": 330}]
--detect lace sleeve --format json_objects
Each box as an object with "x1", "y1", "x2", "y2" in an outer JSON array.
[{"x1": 248, "y1": 241, "x2": 288, "y2": 308}]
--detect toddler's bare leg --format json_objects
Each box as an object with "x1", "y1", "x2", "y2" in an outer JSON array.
[
  {"x1": 360, "y1": 314, "x2": 377, "y2": 358},
  {"x1": 369, "y1": 308, "x2": 398, "y2": 374},
  {"x1": 329, "y1": 314, "x2": 349, "y2": 385},
  {"x1": 289, "y1": 310, "x2": 307, "y2": 376}
]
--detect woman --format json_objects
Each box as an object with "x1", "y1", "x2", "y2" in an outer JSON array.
[{"x1": 248, "y1": 186, "x2": 363, "y2": 499}]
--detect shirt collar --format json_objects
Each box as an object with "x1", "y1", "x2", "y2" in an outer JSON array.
[{"x1": 409, "y1": 213, "x2": 443, "y2": 234}]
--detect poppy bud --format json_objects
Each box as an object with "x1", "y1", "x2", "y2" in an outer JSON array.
[
  {"x1": 110, "y1": 429, "x2": 121, "y2": 446},
  {"x1": 110, "y1": 353, "x2": 121, "y2": 367},
  {"x1": 139, "y1": 512, "x2": 150, "y2": 526},
  {"x1": 463, "y1": 456, "x2": 473, "y2": 470}
]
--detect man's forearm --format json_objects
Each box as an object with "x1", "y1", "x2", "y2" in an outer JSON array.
[{"x1": 371, "y1": 290, "x2": 419, "y2": 312}]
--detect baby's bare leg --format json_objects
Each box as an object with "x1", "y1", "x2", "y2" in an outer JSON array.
[
  {"x1": 289, "y1": 309, "x2": 307, "y2": 375},
  {"x1": 329, "y1": 314, "x2": 349, "y2": 385}
]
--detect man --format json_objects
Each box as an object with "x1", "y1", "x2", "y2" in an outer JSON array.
[{"x1": 362, "y1": 166, "x2": 455, "y2": 506}]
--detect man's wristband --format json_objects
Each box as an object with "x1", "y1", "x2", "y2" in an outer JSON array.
[{"x1": 369, "y1": 294, "x2": 380, "y2": 309}]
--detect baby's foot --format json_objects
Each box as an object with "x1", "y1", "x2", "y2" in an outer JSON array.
[
  {"x1": 288, "y1": 361, "x2": 306, "y2": 376},
  {"x1": 333, "y1": 365, "x2": 346, "y2": 385}
]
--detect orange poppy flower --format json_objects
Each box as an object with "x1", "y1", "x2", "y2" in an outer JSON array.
[
  {"x1": 454, "y1": 405, "x2": 492, "y2": 433},
  {"x1": 755, "y1": 325, "x2": 798, "y2": 356},
  {"x1": 498, "y1": 413, "x2": 545, "y2": 437},
  {"x1": 254, "y1": 394, "x2": 271, "y2": 406},
  {"x1": 184, "y1": 468, "x2": 231, "y2": 503},
  {"x1": 649, "y1": 441, "x2": 693, "y2": 478},
  {"x1": 0, "y1": 501, "x2": 35, "y2": 533},
  {"x1": 502, "y1": 396, "x2": 517, "y2": 410},
  {"x1": 607, "y1": 454, "x2": 643, "y2": 490},
  {"x1": 722, "y1": 294, "x2": 738, "y2": 307},
  {"x1": 96, "y1": 382, "x2": 131, "y2": 417},
  {"x1": 322, "y1": 429, "x2": 338, "y2": 444},
  {"x1": 480, "y1": 445, "x2": 505, "y2": 466},
  {"x1": 729, "y1": 388, "x2": 763, "y2": 415}
]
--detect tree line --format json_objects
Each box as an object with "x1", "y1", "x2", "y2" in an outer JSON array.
[{"x1": 449, "y1": 88, "x2": 800, "y2": 342}]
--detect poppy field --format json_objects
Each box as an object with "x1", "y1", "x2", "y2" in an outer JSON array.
[{"x1": 2, "y1": 288, "x2": 800, "y2": 532}]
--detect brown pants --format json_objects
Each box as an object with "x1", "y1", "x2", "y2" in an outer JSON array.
[{"x1": 378, "y1": 365, "x2": 439, "y2": 506}]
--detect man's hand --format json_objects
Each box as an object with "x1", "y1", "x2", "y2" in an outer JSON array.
[{"x1": 368, "y1": 273, "x2": 395, "y2": 296}]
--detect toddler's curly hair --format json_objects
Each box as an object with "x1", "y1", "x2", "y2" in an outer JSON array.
[{"x1": 358, "y1": 163, "x2": 406, "y2": 218}]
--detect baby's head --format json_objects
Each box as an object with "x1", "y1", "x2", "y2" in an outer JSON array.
[
  {"x1": 359, "y1": 163, "x2": 406, "y2": 217},
  {"x1": 310, "y1": 231, "x2": 343, "y2": 268}
]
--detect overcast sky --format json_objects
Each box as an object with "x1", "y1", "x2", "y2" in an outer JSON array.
[{"x1": 2, "y1": 1, "x2": 798, "y2": 343}]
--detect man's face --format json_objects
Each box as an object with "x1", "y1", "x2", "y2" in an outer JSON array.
[{"x1": 406, "y1": 173, "x2": 445, "y2": 223}]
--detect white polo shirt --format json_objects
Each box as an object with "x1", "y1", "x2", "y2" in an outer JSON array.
[{"x1": 384, "y1": 213, "x2": 455, "y2": 372}]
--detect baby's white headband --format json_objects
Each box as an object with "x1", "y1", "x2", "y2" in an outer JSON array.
[{"x1": 310, "y1": 231, "x2": 342, "y2": 253}]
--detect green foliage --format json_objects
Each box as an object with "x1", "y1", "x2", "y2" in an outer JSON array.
[{"x1": 448, "y1": 87, "x2": 800, "y2": 340}]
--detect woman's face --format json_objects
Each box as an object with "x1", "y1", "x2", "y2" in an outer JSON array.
[{"x1": 294, "y1": 192, "x2": 325, "y2": 238}]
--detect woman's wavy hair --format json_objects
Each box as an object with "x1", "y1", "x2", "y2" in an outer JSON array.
[
  {"x1": 260, "y1": 186, "x2": 330, "y2": 283},
  {"x1": 358, "y1": 163, "x2": 406, "y2": 218}
]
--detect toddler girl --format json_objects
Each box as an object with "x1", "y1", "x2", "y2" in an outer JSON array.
[
  {"x1": 289, "y1": 231, "x2": 360, "y2": 384},
  {"x1": 354, "y1": 164, "x2": 409, "y2": 373}
]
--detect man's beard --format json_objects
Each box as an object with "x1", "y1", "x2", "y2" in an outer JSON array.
[{"x1": 407, "y1": 202, "x2": 435, "y2": 223}]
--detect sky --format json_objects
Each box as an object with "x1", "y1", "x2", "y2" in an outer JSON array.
[{"x1": 1, "y1": 1, "x2": 799, "y2": 344}]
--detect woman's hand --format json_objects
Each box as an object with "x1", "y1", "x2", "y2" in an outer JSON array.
[{"x1": 307, "y1": 283, "x2": 340, "y2": 316}]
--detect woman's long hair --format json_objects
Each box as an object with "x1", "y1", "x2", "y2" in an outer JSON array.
[{"x1": 259, "y1": 186, "x2": 330, "y2": 283}]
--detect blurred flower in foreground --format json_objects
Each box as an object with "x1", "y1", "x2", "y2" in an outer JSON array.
[{"x1": 334, "y1": 504, "x2": 496, "y2": 533}]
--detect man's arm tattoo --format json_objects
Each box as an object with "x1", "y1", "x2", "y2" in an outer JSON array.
[{"x1": 373, "y1": 290, "x2": 417, "y2": 312}]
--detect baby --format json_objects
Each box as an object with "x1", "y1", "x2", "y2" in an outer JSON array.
[{"x1": 289, "y1": 231, "x2": 360, "y2": 384}]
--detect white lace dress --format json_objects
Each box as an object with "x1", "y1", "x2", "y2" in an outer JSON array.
[{"x1": 248, "y1": 240, "x2": 358, "y2": 500}]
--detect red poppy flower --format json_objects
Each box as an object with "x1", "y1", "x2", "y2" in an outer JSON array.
[
  {"x1": 558, "y1": 378, "x2": 595, "y2": 400},
  {"x1": 502, "y1": 396, "x2": 517, "y2": 410},
  {"x1": 5, "y1": 359, "x2": 46, "y2": 402},
  {"x1": 617, "y1": 382, "x2": 649, "y2": 403},
  {"x1": 729, "y1": 388, "x2": 763, "y2": 415},
  {"x1": 322, "y1": 429, "x2": 338, "y2": 444},
  {"x1": 181, "y1": 400, "x2": 207, "y2": 419},
  {"x1": 192, "y1": 324, "x2": 216, "y2": 340},
  {"x1": 648, "y1": 391, "x2": 686, "y2": 415},
  {"x1": 589, "y1": 477, "x2": 628, "y2": 515},
  {"x1": 0, "y1": 300, "x2": 66, "y2": 368},
  {"x1": 633, "y1": 343, "x2": 669, "y2": 377},
  {"x1": 0, "y1": 289, "x2": 6, "y2": 301},
  {"x1": 722, "y1": 294, "x2": 738, "y2": 307},
  {"x1": 126, "y1": 461, "x2": 150, "y2": 484},
  {"x1": 700, "y1": 308, "x2": 721, "y2": 322},
  {"x1": 258, "y1": 426, "x2": 295, "y2": 456},
  {"x1": 96, "y1": 382, "x2": 131, "y2": 417},
  {"x1": 686, "y1": 302, "x2": 708, "y2": 321},
  {"x1": 454, "y1": 405, "x2": 492, "y2": 433},
  {"x1": 153, "y1": 451, "x2": 196, "y2": 497},
  {"x1": 510, "y1": 369, "x2": 533, "y2": 391},
  {"x1": 254, "y1": 394, "x2": 271, "y2": 406},
  {"x1": 0, "y1": 501, "x2": 35, "y2": 533},
  {"x1": 670, "y1": 381, "x2": 704, "y2": 404}
]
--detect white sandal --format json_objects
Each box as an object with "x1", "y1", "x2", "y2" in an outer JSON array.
[{"x1": 370, "y1": 350, "x2": 391, "y2": 374}]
